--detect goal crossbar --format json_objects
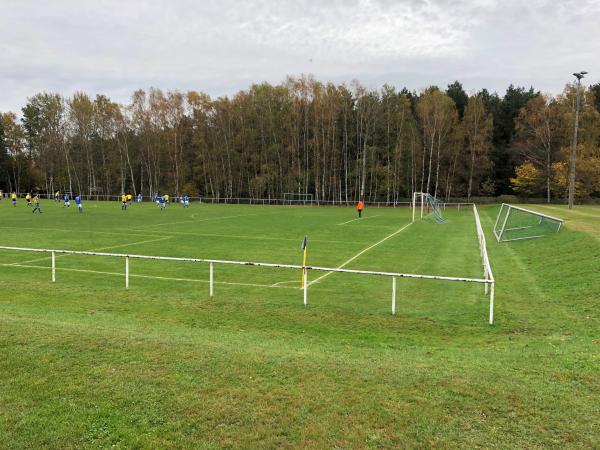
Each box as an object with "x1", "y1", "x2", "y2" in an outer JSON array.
[
  {"x1": 0, "y1": 244, "x2": 494, "y2": 323},
  {"x1": 412, "y1": 192, "x2": 447, "y2": 223},
  {"x1": 499, "y1": 204, "x2": 564, "y2": 223}
]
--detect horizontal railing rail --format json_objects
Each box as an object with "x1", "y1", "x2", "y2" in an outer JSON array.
[{"x1": 0, "y1": 244, "x2": 494, "y2": 323}]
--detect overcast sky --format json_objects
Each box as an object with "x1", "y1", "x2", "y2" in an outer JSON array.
[{"x1": 1, "y1": 0, "x2": 599, "y2": 112}]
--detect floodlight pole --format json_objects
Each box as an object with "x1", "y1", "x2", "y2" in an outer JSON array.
[{"x1": 568, "y1": 71, "x2": 587, "y2": 209}]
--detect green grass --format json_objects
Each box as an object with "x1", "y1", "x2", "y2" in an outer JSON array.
[{"x1": 0, "y1": 199, "x2": 598, "y2": 449}]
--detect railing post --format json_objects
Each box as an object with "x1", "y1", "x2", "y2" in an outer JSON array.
[
  {"x1": 484, "y1": 269, "x2": 489, "y2": 295},
  {"x1": 125, "y1": 256, "x2": 129, "y2": 289},
  {"x1": 392, "y1": 276, "x2": 396, "y2": 315},
  {"x1": 489, "y1": 282, "x2": 495, "y2": 325},
  {"x1": 51, "y1": 251, "x2": 56, "y2": 283},
  {"x1": 303, "y1": 268, "x2": 308, "y2": 306},
  {"x1": 209, "y1": 262, "x2": 214, "y2": 297}
]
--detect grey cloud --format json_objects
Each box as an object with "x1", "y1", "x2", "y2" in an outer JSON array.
[{"x1": 1, "y1": 0, "x2": 599, "y2": 112}]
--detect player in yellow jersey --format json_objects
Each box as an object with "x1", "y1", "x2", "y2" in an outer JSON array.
[
  {"x1": 25, "y1": 193, "x2": 32, "y2": 206},
  {"x1": 127, "y1": 193, "x2": 132, "y2": 206},
  {"x1": 32, "y1": 195, "x2": 42, "y2": 213},
  {"x1": 11, "y1": 192, "x2": 17, "y2": 206},
  {"x1": 164, "y1": 194, "x2": 169, "y2": 205},
  {"x1": 121, "y1": 194, "x2": 127, "y2": 210}
]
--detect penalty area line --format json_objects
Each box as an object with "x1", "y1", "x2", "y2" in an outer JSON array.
[
  {"x1": 308, "y1": 221, "x2": 412, "y2": 287},
  {"x1": 129, "y1": 212, "x2": 266, "y2": 231}
]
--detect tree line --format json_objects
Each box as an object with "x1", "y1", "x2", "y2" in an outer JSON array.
[{"x1": 1, "y1": 76, "x2": 599, "y2": 202}]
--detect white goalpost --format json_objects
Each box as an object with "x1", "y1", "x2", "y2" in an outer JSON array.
[
  {"x1": 283, "y1": 193, "x2": 314, "y2": 205},
  {"x1": 493, "y1": 204, "x2": 563, "y2": 242},
  {"x1": 412, "y1": 192, "x2": 447, "y2": 223}
]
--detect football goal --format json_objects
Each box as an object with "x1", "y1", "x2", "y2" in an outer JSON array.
[
  {"x1": 493, "y1": 204, "x2": 563, "y2": 242},
  {"x1": 412, "y1": 192, "x2": 447, "y2": 223},
  {"x1": 283, "y1": 193, "x2": 314, "y2": 205}
]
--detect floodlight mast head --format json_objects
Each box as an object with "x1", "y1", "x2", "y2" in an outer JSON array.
[{"x1": 573, "y1": 71, "x2": 587, "y2": 80}]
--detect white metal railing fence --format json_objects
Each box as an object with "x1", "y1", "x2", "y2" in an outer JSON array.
[
  {"x1": 4, "y1": 193, "x2": 475, "y2": 208},
  {"x1": 0, "y1": 245, "x2": 495, "y2": 324},
  {"x1": 473, "y1": 204, "x2": 495, "y2": 324}
]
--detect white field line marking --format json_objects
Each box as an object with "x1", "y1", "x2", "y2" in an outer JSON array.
[
  {"x1": 533, "y1": 204, "x2": 600, "y2": 219},
  {"x1": 8, "y1": 236, "x2": 173, "y2": 266},
  {"x1": 124, "y1": 230, "x2": 363, "y2": 245},
  {"x1": 308, "y1": 222, "x2": 412, "y2": 287},
  {"x1": 338, "y1": 215, "x2": 380, "y2": 225},
  {"x1": 129, "y1": 213, "x2": 264, "y2": 231},
  {"x1": 271, "y1": 280, "x2": 298, "y2": 287},
  {"x1": 0, "y1": 226, "x2": 365, "y2": 245},
  {"x1": 0, "y1": 226, "x2": 149, "y2": 238},
  {"x1": 0, "y1": 262, "x2": 300, "y2": 290}
]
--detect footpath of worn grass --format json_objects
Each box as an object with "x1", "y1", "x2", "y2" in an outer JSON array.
[{"x1": 0, "y1": 200, "x2": 598, "y2": 449}]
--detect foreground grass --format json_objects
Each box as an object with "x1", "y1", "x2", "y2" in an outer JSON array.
[{"x1": 0, "y1": 200, "x2": 598, "y2": 448}]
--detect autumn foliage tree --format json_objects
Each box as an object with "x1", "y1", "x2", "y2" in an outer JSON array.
[
  {"x1": 514, "y1": 95, "x2": 567, "y2": 202},
  {"x1": 462, "y1": 95, "x2": 493, "y2": 200},
  {"x1": 2, "y1": 77, "x2": 600, "y2": 202}
]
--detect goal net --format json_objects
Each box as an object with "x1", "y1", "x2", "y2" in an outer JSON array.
[
  {"x1": 283, "y1": 193, "x2": 314, "y2": 205},
  {"x1": 493, "y1": 204, "x2": 563, "y2": 242},
  {"x1": 412, "y1": 192, "x2": 447, "y2": 223}
]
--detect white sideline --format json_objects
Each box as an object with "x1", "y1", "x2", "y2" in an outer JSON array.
[
  {"x1": 337, "y1": 215, "x2": 381, "y2": 226},
  {"x1": 0, "y1": 262, "x2": 299, "y2": 290},
  {"x1": 270, "y1": 280, "x2": 298, "y2": 287},
  {"x1": 308, "y1": 222, "x2": 412, "y2": 286},
  {"x1": 537, "y1": 204, "x2": 600, "y2": 219},
  {"x1": 0, "y1": 225, "x2": 364, "y2": 245},
  {"x1": 7, "y1": 236, "x2": 173, "y2": 266}
]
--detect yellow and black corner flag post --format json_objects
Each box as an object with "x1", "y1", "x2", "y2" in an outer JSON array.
[{"x1": 300, "y1": 235, "x2": 308, "y2": 288}]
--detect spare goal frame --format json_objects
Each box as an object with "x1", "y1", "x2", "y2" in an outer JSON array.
[
  {"x1": 493, "y1": 203, "x2": 564, "y2": 242},
  {"x1": 283, "y1": 192, "x2": 314, "y2": 205}
]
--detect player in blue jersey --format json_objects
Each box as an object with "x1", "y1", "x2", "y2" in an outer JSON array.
[
  {"x1": 63, "y1": 193, "x2": 70, "y2": 208},
  {"x1": 75, "y1": 195, "x2": 83, "y2": 213},
  {"x1": 137, "y1": 193, "x2": 143, "y2": 204}
]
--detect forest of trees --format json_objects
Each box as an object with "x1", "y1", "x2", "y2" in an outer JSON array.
[{"x1": 1, "y1": 76, "x2": 600, "y2": 203}]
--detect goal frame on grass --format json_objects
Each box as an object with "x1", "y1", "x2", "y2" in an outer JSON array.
[
  {"x1": 412, "y1": 192, "x2": 446, "y2": 223},
  {"x1": 493, "y1": 203, "x2": 564, "y2": 242},
  {"x1": 283, "y1": 193, "x2": 314, "y2": 205}
]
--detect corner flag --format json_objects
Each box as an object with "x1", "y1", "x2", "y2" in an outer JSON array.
[{"x1": 300, "y1": 235, "x2": 308, "y2": 288}]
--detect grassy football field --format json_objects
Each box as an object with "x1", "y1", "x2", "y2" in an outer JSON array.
[{"x1": 0, "y1": 199, "x2": 598, "y2": 448}]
